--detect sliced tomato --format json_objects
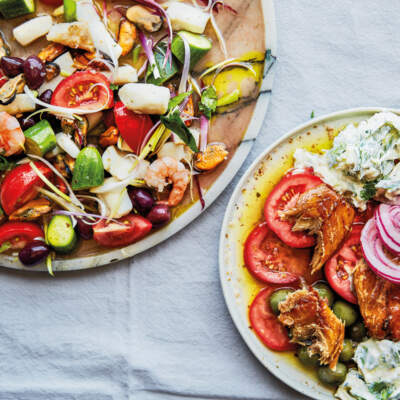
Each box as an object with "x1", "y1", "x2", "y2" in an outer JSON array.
[
  {"x1": 244, "y1": 222, "x2": 317, "y2": 284},
  {"x1": 264, "y1": 172, "x2": 322, "y2": 248},
  {"x1": 51, "y1": 71, "x2": 114, "y2": 111},
  {"x1": 249, "y1": 286, "x2": 296, "y2": 351},
  {"x1": 93, "y1": 214, "x2": 152, "y2": 247},
  {"x1": 114, "y1": 101, "x2": 153, "y2": 154},
  {"x1": 325, "y1": 225, "x2": 363, "y2": 304},
  {"x1": 1, "y1": 162, "x2": 53, "y2": 215},
  {"x1": 0, "y1": 222, "x2": 44, "y2": 250}
]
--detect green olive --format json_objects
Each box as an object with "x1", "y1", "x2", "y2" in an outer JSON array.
[
  {"x1": 339, "y1": 339, "x2": 355, "y2": 362},
  {"x1": 350, "y1": 322, "x2": 367, "y2": 342},
  {"x1": 317, "y1": 363, "x2": 348, "y2": 385},
  {"x1": 298, "y1": 346, "x2": 320, "y2": 367},
  {"x1": 332, "y1": 301, "x2": 359, "y2": 326},
  {"x1": 313, "y1": 282, "x2": 335, "y2": 306},
  {"x1": 269, "y1": 289, "x2": 293, "y2": 315}
]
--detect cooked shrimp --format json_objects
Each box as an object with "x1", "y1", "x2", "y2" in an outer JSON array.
[
  {"x1": 145, "y1": 156, "x2": 190, "y2": 207},
  {"x1": 0, "y1": 112, "x2": 25, "y2": 157}
]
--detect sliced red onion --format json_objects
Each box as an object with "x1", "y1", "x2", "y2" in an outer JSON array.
[
  {"x1": 375, "y1": 204, "x2": 400, "y2": 255},
  {"x1": 200, "y1": 114, "x2": 209, "y2": 152},
  {"x1": 139, "y1": 31, "x2": 160, "y2": 80},
  {"x1": 134, "y1": 0, "x2": 173, "y2": 66},
  {"x1": 178, "y1": 37, "x2": 191, "y2": 94},
  {"x1": 361, "y1": 218, "x2": 400, "y2": 283}
]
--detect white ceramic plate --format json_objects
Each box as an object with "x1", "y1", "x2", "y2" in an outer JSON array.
[
  {"x1": 219, "y1": 107, "x2": 398, "y2": 399},
  {"x1": 0, "y1": 0, "x2": 277, "y2": 272}
]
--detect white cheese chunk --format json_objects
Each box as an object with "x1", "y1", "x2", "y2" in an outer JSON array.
[
  {"x1": 102, "y1": 146, "x2": 141, "y2": 181},
  {"x1": 13, "y1": 15, "x2": 53, "y2": 46},
  {"x1": 166, "y1": 2, "x2": 210, "y2": 34},
  {"x1": 96, "y1": 179, "x2": 133, "y2": 218},
  {"x1": 76, "y1": 1, "x2": 122, "y2": 61},
  {"x1": 119, "y1": 83, "x2": 170, "y2": 115},
  {"x1": 47, "y1": 22, "x2": 94, "y2": 52}
]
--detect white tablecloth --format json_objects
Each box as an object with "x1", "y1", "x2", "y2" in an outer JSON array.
[{"x1": 1, "y1": 1, "x2": 399, "y2": 399}]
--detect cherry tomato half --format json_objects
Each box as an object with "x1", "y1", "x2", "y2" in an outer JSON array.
[
  {"x1": 51, "y1": 71, "x2": 114, "y2": 111},
  {"x1": 325, "y1": 225, "x2": 363, "y2": 304},
  {"x1": 249, "y1": 286, "x2": 296, "y2": 351},
  {"x1": 114, "y1": 101, "x2": 153, "y2": 154},
  {"x1": 264, "y1": 172, "x2": 322, "y2": 248},
  {"x1": 244, "y1": 222, "x2": 317, "y2": 285},
  {"x1": 0, "y1": 222, "x2": 44, "y2": 250},
  {"x1": 93, "y1": 214, "x2": 152, "y2": 247},
  {"x1": 1, "y1": 162, "x2": 53, "y2": 215}
]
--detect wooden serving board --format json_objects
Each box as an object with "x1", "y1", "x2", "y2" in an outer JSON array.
[{"x1": 0, "y1": 0, "x2": 277, "y2": 271}]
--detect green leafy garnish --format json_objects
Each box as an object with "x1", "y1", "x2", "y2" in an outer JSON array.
[
  {"x1": 0, "y1": 155, "x2": 13, "y2": 171},
  {"x1": 199, "y1": 86, "x2": 217, "y2": 119},
  {"x1": 110, "y1": 83, "x2": 119, "y2": 91},
  {"x1": 168, "y1": 91, "x2": 192, "y2": 112},
  {"x1": 161, "y1": 109, "x2": 198, "y2": 152},
  {"x1": 361, "y1": 181, "x2": 377, "y2": 201},
  {"x1": 368, "y1": 381, "x2": 393, "y2": 400},
  {"x1": 310, "y1": 110, "x2": 315, "y2": 118}
]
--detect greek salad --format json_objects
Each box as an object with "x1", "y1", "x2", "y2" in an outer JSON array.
[{"x1": 0, "y1": 0, "x2": 263, "y2": 273}]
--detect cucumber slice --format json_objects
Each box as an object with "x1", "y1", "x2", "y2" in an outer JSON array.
[
  {"x1": 171, "y1": 31, "x2": 212, "y2": 70},
  {"x1": 24, "y1": 120, "x2": 57, "y2": 156},
  {"x1": 147, "y1": 43, "x2": 179, "y2": 86},
  {"x1": 0, "y1": 0, "x2": 35, "y2": 19},
  {"x1": 47, "y1": 215, "x2": 77, "y2": 253},
  {"x1": 72, "y1": 146, "x2": 104, "y2": 190},
  {"x1": 63, "y1": 0, "x2": 76, "y2": 22}
]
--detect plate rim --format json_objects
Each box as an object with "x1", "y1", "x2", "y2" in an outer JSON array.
[
  {"x1": 0, "y1": 0, "x2": 278, "y2": 272},
  {"x1": 218, "y1": 106, "x2": 399, "y2": 399}
]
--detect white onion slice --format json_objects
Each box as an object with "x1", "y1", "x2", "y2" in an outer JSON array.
[
  {"x1": 210, "y1": 2, "x2": 228, "y2": 58},
  {"x1": 24, "y1": 86, "x2": 110, "y2": 116},
  {"x1": 55, "y1": 133, "x2": 80, "y2": 158},
  {"x1": 178, "y1": 37, "x2": 191, "y2": 94},
  {"x1": 77, "y1": 194, "x2": 107, "y2": 217}
]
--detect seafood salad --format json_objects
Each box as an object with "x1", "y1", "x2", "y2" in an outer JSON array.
[
  {"x1": 244, "y1": 112, "x2": 400, "y2": 398},
  {"x1": 0, "y1": 0, "x2": 264, "y2": 272}
]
